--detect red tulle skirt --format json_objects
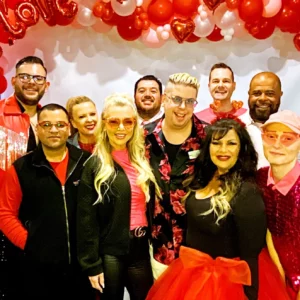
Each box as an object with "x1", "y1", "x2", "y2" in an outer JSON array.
[{"x1": 146, "y1": 246, "x2": 290, "y2": 300}]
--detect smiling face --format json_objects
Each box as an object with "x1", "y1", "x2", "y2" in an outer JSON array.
[
  {"x1": 135, "y1": 80, "x2": 162, "y2": 120},
  {"x1": 104, "y1": 105, "x2": 136, "y2": 150},
  {"x1": 37, "y1": 109, "x2": 70, "y2": 151},
  {"x1": 209, "y1": 68, "x2": 236, "y2": 103},
  {"x1": 210, "y1": 129, "x2": 241, "y2": 174},
  {"x1": 263, "y1": 123, "x2": 300, "y2": 167},
  {"x1": 163, "y1": 83, "x2": 197, "y2": 130},
  {"x1": 12, "y1": 63, "x2": 49, "y2": 106},
  {"x1": 248, "y1": 73, "x2": 282, "y2": 123},
  {"x1": 70, "y1": 101, "x2": 98, "y2": 138}
]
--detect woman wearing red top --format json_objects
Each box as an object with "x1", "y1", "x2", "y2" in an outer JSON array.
[
  {"x1": 66, "y1": 96, "x2": 98, "y2": 153},
  {"x1": 77, "y1": 93, "x2": 161, "y2": 300},
  {"x1": 257, "y1": 110, "x2": 300, "y2": 299}
]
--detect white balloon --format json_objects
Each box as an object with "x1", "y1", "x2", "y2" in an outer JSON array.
[
  {"x1": 227, "y1": 28, "x2": 234, "y2": 36},
  {"x1": 262, "y1": 0, "x2": 282, "y2": 18},
  {"x1": 214, "y1": 3, "x2": 238, "y2": 30},
  {"x1": 136, "y1": 0, "x2": 143, "y2": 7},
  {"x1": 76, "y1": 6, "x2": 97, "y2": 27},
  {"x1": 111, "y1": 0, "x2": 136, "y2": 17},
  {"x1": 164, "y1": 24, "x2": 170, "y2": 31},
  {"x1": 200, "y1": 11, "x2": 207, "y2": 20},
  {"x1": 224, "y1": 34, "x2": 232, "y2": 41},
  {"x1": 161, "y1": 31, "x2": 170, "y2": 40},
  {"x1": 157, "y1": 26, "x2": 164, "y2": 33},
  {"x1": 193, "y1": 15, "x2": 215, "y2": 38}
]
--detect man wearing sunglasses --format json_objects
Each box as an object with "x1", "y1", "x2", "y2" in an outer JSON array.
[
  {"x1": 0, "y1": 103, "x2": 93, "y2": 299},
  {"x1": 144, "y1": 73, "x2": 206, "y2": 279},
  {"x1": 0, "y1": 56, "x2": 49, "y2": 299},
  {"x1": 257, "y1": 110, "x2": 300, "y2": 299}
]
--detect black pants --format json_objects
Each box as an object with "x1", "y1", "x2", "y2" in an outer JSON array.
[
  {"x1": 101, "y1": 233, "x2": 153, "y2": 300},
  {"x1": 19, "y1": 260, "x2": 95, "y2": 300}
]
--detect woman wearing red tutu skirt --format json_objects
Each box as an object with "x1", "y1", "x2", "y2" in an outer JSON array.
[
  {"x1": 257, "y1": 110, "x2": 300, "y2": 300},
  {"x1": 146, "y1": 118, "x2": 289, "y2": 300}
]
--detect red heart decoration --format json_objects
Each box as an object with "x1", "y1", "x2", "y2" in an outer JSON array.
[
  {"x1": 171, "y1": 18, "x2": 195, "y2": 43},
  {"x1": 203, "y1": 0, "x2": 224, "y2": 11}
]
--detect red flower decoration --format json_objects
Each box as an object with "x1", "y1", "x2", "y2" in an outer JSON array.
[
  {"x1": 159, "y1": 158, "x2": 171, "y2": 182},
  {"x1": 154, "y1": 245, "x2": 175, "y2": 265},
  {"x1": 170, "y1": 189, "x2": 186, "y2": 214}
]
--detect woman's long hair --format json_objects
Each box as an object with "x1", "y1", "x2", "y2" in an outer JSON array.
[
  {"x1": 93, "y1": 93, "x2": 160, "y2": 204},
  {"x1": 187, "y1": 118, "x2": 258, "y2": 223}
]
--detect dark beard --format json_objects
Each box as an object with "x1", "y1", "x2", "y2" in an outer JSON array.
[
  {"x1": 250, "y1": 104, "x2": 280, "y2": 123},
  {"x1": 14, "y1": 88, "x2": 45, "y2": 107}
]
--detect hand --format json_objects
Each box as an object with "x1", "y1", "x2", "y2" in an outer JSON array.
[{"x1": 88, "y1": 273, "x2": 105, "y2": 293}]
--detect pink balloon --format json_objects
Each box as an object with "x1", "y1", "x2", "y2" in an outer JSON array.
[
  {"x1": 92, "y1": 19, "x2": 113, "y2": 33},
  {"x1": 193, "y1": 15, "x2": 215, "y2": 37},
  {"x1": 262, "y1": 0, "x2": 282, "y2": 18},
  {"x1": 141, "y1": 27, "x2": 166, "y2": 48},
  {"x1": 214, "y1": 3, "x2": 238, "y2": 30},
  {"x1": 76, "y1": 6, "x2": 97, "y2": 26},
  {"x1": 233, "y1": 20, "x2": 248, "y2": 37},
  {"x1": 111, "y1": 0, "x2": 136, "y2": 17}
]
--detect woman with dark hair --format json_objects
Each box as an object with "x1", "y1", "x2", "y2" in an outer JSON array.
[{"x1": 146, "y1": 118, "x2": 288, "y2": 300}]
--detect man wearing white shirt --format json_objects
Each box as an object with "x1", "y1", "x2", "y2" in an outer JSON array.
[{"x1": 134, "y1": 75, "x2": 164, "y2": 125}]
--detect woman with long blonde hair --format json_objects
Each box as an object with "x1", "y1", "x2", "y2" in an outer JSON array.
[{"x1": 77, "y1": 93, "x2": 160, "y2": 300}]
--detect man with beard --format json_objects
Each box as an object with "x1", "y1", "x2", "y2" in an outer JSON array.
[
  {"x1": 245, "y1": 72, "x2": 283, "y2": 168},
  {"x1": 134, "y1": 75, "x2": 164, "y2": 124},
  {"x1": 0, "y1": 56, "x2": 49, "y2": 299},
  {"x1": 196, "y1": 63, "x2": 247, "y2": 123},
  {"x1": 248, "y1": 72, "x2": 282, "y2": 124}
]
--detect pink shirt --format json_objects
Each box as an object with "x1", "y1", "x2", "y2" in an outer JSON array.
[
  {"x1": 267, "y1": 161, "x2": 300, "y2": 196},
  {"x1": 112, "y1": 149, "x2": 147, "y2": 230},
  {"x1": 196, "y1": 107, "x2": 247, "y2": 124}
]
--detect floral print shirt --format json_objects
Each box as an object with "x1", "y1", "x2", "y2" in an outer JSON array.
[{"x1": 145, "y1": 115, "x2": 206, "y2": 265}]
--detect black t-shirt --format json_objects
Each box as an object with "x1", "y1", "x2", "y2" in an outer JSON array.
[{"x1": 162, "y1": 135, "x2": 181, "y2": 167}]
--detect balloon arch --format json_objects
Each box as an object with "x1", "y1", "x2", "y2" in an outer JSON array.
[{"x1": 0, "y1": 0, "x2": 299, "y2": 92}]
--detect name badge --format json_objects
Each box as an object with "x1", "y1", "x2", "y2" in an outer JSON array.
[{"x1": 188, "y1": 150, "x2": 200, "y2": 159}]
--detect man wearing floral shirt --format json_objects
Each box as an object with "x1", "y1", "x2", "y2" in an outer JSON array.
[{"x1": 144, "y1": 73, "x2": 206, "y2": 278}]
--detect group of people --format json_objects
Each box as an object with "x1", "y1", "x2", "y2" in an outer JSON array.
[{"x1": 0, "y1": 56, "x2": 298, "y2": 300}]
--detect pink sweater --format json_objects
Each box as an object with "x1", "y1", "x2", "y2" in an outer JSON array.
[{"x1": 112, "y1": 149, "x2": 147, "y2": 230}]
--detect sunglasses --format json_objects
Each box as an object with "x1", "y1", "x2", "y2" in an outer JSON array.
[
  {"x1": 103, "y1": 117, "x2": 136, "y2": 130},
  {"x1": 38, "y1": 121, "x2": 69, "y2": 130},
  {"x1": 262, "y1": 131, "x2": 300, "y2": 147}
]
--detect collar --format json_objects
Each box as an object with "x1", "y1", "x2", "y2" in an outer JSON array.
[
  {"x1": 267, "y1": 161, "x2": 300, "y2": 195},
  {"x1": 3, "y1": 94, "x2": 42, "y2": 115},
  {"x1": 140, "y1": 108, "x2": 164, "y2": 126}
]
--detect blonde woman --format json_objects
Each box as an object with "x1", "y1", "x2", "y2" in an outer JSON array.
[
  {"x1": 66, "y1": 96, "x2": 98, "y2": 153},
  {"x1": 146, "y1": 118, "x2": 288, "y2": 300},
  {"x1": 77, "y1": 93, "x2": 160, "y2": 300}
]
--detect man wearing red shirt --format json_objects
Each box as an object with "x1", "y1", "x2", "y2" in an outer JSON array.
[
  {"x1": 0, "y1": 104, "x2": 93, "y2": 299},
  {"x1": 0, "y1": 56, "x2": 50, "y2": 299}
]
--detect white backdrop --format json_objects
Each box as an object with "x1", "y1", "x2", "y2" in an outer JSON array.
[{"x1": 2, "y1": 21, "x2": 300, "y2": 114}]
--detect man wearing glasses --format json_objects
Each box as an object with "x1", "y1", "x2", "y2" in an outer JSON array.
[
  {"x1": 0, "y1": 104, "x2": 93, "y2": 299},
  {"x1": 0, "y1": 56, "x2": 49, "y2": 299},
  {"x1": 144, "y1": 73, "x2": 206, "y2": 279}
]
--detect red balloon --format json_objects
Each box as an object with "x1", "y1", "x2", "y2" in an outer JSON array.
[
  {"x1": 55, "y1": 12, "x2": 75, "y2": 26},
  {"x1": 246, "y1": 17, "x2": 276, "y2": 39},
  {"x1": 170, "y1": 18, "x2": 195, "y2": 43},
  {"x1": 226, "y1": 0, "x2": 240, "y2": 10},
  {"x1": 276, "y1": 4, "x2": 300, "y2": 33},
  {"x1": 173, "y1": 0, "x2": 199, "y2": 17},
  {"x1": 117, "y1": 17, "x2": 142, "y2": 41},
  {"x1": 206, "y1": 25, "x2": 223, "y2": 41},
  {"x1": 289, "y1": 0, "x2": 300, "y2": 13},
  {"x1": 293, "y1": 33, "x2": 300, "y2": 51},
  {"x1": 147, "y1": 0, "x2": 174, "y2": 26},
  {"x1": 6, "y1": 0, "x2": 25, "y2": 10},
  {"x1": 15, "y1": 2, "x2": 39, "y2": 27},
  {"x1": 186, "y1": 33, "x2": 201, "y2": 42},
  {"x1": 93, "y1": 2, "x2": 105, "y2": 18},
  {"x1": 0, "y1": 76, "x2": 7, "y2": 94},
  {"x1": 203, "y1": 0, "x2": 224, "y2": 11},
  {"x1": 238, "y1": 0, "x2": 263, "y2": 23}
]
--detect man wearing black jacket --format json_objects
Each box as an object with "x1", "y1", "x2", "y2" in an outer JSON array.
[{"x1": 0, "y1": 104, "x2": 94, "y2": 299}]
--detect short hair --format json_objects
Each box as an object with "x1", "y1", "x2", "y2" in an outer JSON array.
[
  {"x1": 16, "y1": 56, "x2": 47, "y2": 74},
  {"x1": 134, "y1": 75, "x2": 163, "y2": 95},
  {"x1": 209, "y1": 63, "x2": 234, "y2": 82},
  {"x1": 190, "y1": 118, "x2": 257, "y2": 190},
  {"x1": 37, "y1": 103, "x2": 69, "y2": 121},
  {"x1": 166, "y1": 73, "x2": 200, "y2": 94},
  {"x1": 66, "y1": 96, "x2": 95, "y2": 119}
]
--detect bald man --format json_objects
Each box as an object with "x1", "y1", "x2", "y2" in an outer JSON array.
[
  {"x1": 248, "y1": 72, "x2": 283, "y2": 124},
  {"x1": 242, "y1": 72, "x2": 283, "y2": 169}
]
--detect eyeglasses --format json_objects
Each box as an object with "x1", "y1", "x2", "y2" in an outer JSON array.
[
  {"x1": 103, "y1": 117, "x2": 136, "y2": 130},
  {"x1": 165, "y1": 94, "x2": 198, "y2": 108},
  {"x1": 38, "y1": 121, "x2": 69, "y2": 130},
  {"x1": 17, "y1": 73, "x2": 46, "y2": 85},
  {"x1": 262, "y1": 131, "x2": 300, "y2": 147}
]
